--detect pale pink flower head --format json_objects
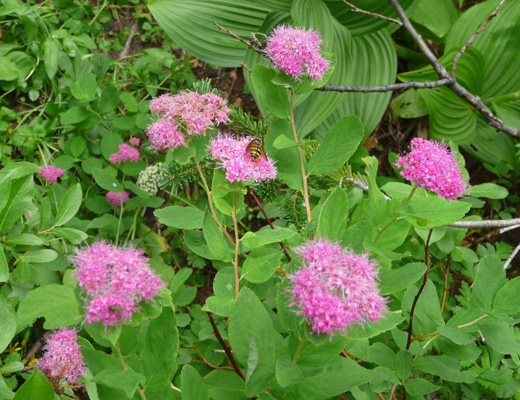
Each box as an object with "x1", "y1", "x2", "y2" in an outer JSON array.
[
  {"x1": 209, "y1": 134, "x2": 277, "y2": 183},
  {"x1": 395, "y1": 138, "x2": 470, "y2": 201},
  {"x1": 109, "y1": 143, "x2": 140, "y2": 164},
  {"x1": 289, "y1": 239, "x2": 386, "y2": 336},
  {"x1": 38, "y1": 165, "x2": 65, "y2": 184},
  {"x1": 129, "y1": 137, "x2": 140, "y2": 147},
  {"x1": 146, "y1": 116, "x2": 186, "y2": 151},
  {"x1": 39, "y1": 328, "x2": 86, "y2": 384},
  {"x1": 72, "y1": 241, "x2": 164, "y2": 326},
  {"x1": 266, "y1": 25, "x2": 330, "y2": 81},
  {"x1": 106, "y1": 191, "x2": 130, "y2": 206}
]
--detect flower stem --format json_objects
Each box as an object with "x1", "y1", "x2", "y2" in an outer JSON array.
[
  {"x1": 115, "y1": 174, "x2": 126, "y2": 247},
  {"x1": 194, "y1": 155, "x2": 235, "y2": 246},
  {"x1": 290, "y1": 91, "x2": 312, "y2": 224},
  {"x1": 232, "y1": 192, "x2": 240, "y2": 300},
  {"x1": 115, "y1": 339, "x2": 146, "y2": 400}
]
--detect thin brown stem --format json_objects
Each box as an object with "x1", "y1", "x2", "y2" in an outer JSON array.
[
  {"x1": 406, "y1": 228, "x2": 433, "y2": 350},
  {"x1": 207, "y1": 312, "x2": 245, "y2": 381},
  {"x1": 440, "y1": 256, "x2": 451, "y2": 314},
  {"x1": 342, "y1": 0, "x2": 402, "y2": 25},
  {"x1": 214, "y1": 22, "x2": 264, "y2": 56},
  {"x1": 184, "y1": 346, "x2": 234, "y2": 370},
  {"x1": 318, "y1": 78, "x2": 452, "y2": 93},
  {"x1": 247, "y1": 186, "x2": 292, "y2": 262},
  {"x1": 290, "y1": 92, "x2": 312, "y2": 224},
  {"x1": 451, "y1": 0, "x2": 506, "y2": 76},
  {"x1": 232, "y1": 192, "x2": 240, "y2": 300},
  {"x1": 194, "y1": 155, "x2": 236, "y2": 246}
]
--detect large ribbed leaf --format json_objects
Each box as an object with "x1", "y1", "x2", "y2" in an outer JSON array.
[
  {"x1": 314, "y1": 28, "x2": 397, "y2": 140},
  {"x1": 148, "y1": 0, "x2": 269, "y2": 67},
  {"x1": 446, "y1": 0, "x2": 520, "y2": 99},
  {"x1": 252, "y1": 0, "x2": 292, "y2": 11},
  {"x1": 493, "y1": 98, "x2": 520, "y2": 130},
  {"x1": 324, "y1": 0, "x2": 414, "y2": 36},
  {"x1": 410, "y1": 0, "x2": 456, "y2": 39},
  {"x1": 291, "y1": 0, "x2": 335, "y2": 52}
]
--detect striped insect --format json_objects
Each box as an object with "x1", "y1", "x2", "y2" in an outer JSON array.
[{"x1": 246, "y1": 137, "x2": 267, "y2": 162}]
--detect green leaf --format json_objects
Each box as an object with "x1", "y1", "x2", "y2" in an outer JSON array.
[
  {"x1": 0, "y1": 56, "x2": 18, "y2": 81},
  {"x1": 181, "y1": 365, "x2": 209, "y2": 400},
  {"x1": 317, "y1": 187, "x2": 349, "y2": 240},
  {"x1": 55, "y1": 183, "x2": 82, "y2": 226},
  {"x1": 308, "y1": 115, "x2": 364, "y2": 175},
  {"x1": 494, "y1": 277, "x2": 520, "y2": 315},
  {"x1": 155, "y1": 206, "x2": 204, "y2": 230},
  {"x1": 0, "y1": 247, "x2": 7, "y2": 283},
  {"x1": 92, "y1": 369, "x2": 146, "y2": 398},
  {"x1": 203, "y1": 268, "x2": 236, "y2": 317},
  {"x1": 120, "y1": 92, "x2": 138, "y2": 113},
  {"x1": 70, "y1": 136, "x2": 86, "y2": 158},
  {"x1": 346, "y1": 311, "x2": 405, "y2": 340},
  {"x1": 148, "y1": 0, "x2": 269, "y2": 67},
  {"x1": 471, "y1": 255, "x2": 505, "y2": 312},
  {"x1": 251, "y1": 65, "x2": 290, "y2": 119},
  {"x1": 241, "y1": 246, "x2": 281, "y2": 284},
  {"x1": 391, "y1": 88, "x2": 428, "y2": 119},
  {"x1": 379, "y1": 262, "x2": 426, "y2": 295},
  {"x1": 395, "y1": 350, "x2": 413, "y2": 382},
  {"x1": 0, "y1": 299, "x2": 16, "y2": 352},
  {"x1": 7, "y1": 233, "x2": 43, "y2": 246},
  {"x1": 60, "y1": 106, "x2": 90, "y2": 125},
  {"x1": 205, "y1": 370, "x2": 246, "y2": 400},
  {"x1": 13, "y1": 367, "x2": 54, "y2": 400},
  {"x1": 20, "y1": 249, "x2": 57, "y2": 263},
  {"x1": 212, "y1": 170, "x2": 244, "y2": 217},
  {"x1": 43, "y1": 37, "x2": 59, "y2": 80},
  {"x1": 203, "y1": 209, "x2": 232, "y2": 261},
  {"x1": 478, "y1": 317, "x2": 520, "y2": 355},
  {"x1": 92, "y1": 167, "x2": 121, "y2": 192},
  {"x1": 17, "y1": 284, "x2": 81, "y2": 331},
  {"x1": 70, "y1": 72, "x2": 98, "y2": 102},
  {"x1": 404, "y1": 196, "x2": 471, "y2": 229},
  {"x1": 97, "y1": 86, "x2": 121, "y2": 114},
  {"x1": 405, "y1": 378, "x2": 441, "y2": 397},
  {"x1": 241, "y1": 226, "x2": 296, "y2": 249},
  {"x1": 414, "y1": 355, "x2": 477, "y2": 383},
  {"x1": 52, "y1": 228, "x2": 88, "y2": 244},
  {"x1": 0, "y1": 176, "x2": 34, "y2": 230},
  {"x1": 411, "y1": 0, "x2": 456, "y2": 38},
  {"x1": 470, "y1": 183, "x2": 508, "y2": 199}
]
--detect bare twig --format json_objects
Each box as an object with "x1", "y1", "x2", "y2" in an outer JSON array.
[
  {"x1": 451, "y1": 0, "x2": 506, "y2": 77},
  {"x1": 504, "y1": 241, "x2": 520, "y2": 269},
  {"x1": 318, "y1": 78, "x2": 452, "y2": 93},
  {"x1": 207, "y1": 312, "x2": 245, "y2": 381},
  {"x1": 214, "y1": 22, "x2": 263, "y2": 56},
  {"x1": 342, "y1": 0, "x2": 402, "y2": 25},
  {"x1": 119, "y1": 22, "x2": 139, "y2": 59},
  {"x1": 500, "y1": 224, "x2": 520, "y2": 234},
  {"x1": 449, "y1": 218, "x2": 520, "y2": 229}
]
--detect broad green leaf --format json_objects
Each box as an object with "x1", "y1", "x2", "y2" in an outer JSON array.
[
  {"x1": 20, "y1": 249, "x2": 57, "y2": 263},
  {"x1": 205, "y1": 370, "x2": 246, "y2": 400},
  {"x1": 379, "y1": 262, "x2": 426, "y2": 295},
  {"x1": 40, "y1": 196, "x2": 51, "y2": 230},
  {"x1": 155, "y1": 206, "x2": 204, "y2": 230},
  {"x1": 478, "y1": 318, "x2": 520, "y2": 355},
  {"x1": 472, "y1": 255, "x2": 505, "y2": 312},
  {"x1": 395, "y1": 350, "x2": 413, "y2": 381},
  {"x1": 92, "y1": 167, "x2": 121, "y2": 192},
  {"x1": 203, "y1": 268, "x2": 236, "y2": 317},
  {"x1": 212, "y1": 170, "x2": 244, "y2": 217},
  {"x1": 0, "y1": 247, "x2": 7, "y2": 282},
  {"x1": 414, "y1": 355, "x2": 477, "y2": 383},
  {"x1": 43, "y1": 36, "x2": 59, "y2": 80},
  {"x1": 120, "y1": 92, "x2": 139, "y2": 113},
  {"x1": 317, "y1": 187, "x2": 349, "y2": 240},
  {"x1": 391, "y1": 88, "x2": 429, "y2": 119},
  {"x1": 0, "y1": 176, "x2": 34, "y2": 230},
  {"x1": 181, "y1": 365, "x2": 209, "y2": 400},
  {"x1": 346, "y1": 311, "x2": 405, "y2": 340},
  {"x1": 13, "y1": 367, "x2": 54, "y2": 400},
  {"x1": 437, "y1": 325, "x2": 473, "y2": 346},
  {"x1": 405, "y1": 281, "x2": 444, "y2": 336},
  {"x1": 241, "y1": 246, "x2": 281, "y2": 283},
  {"x1": 184, "y1": 230, "x2": 214, "y2": 260},
  {"x1": 70, "y1": 72, "x2": 97, "y2": 102},
  {"x1": 60, "y1": 106, "x2": 90, "y2": 125},
  {"x1": 411, "y1": 0, "x2": 456, "y2": 38},
  {"x1": 470, "y1": 183, "x2": 508, "y2": 199},
  {"x1": 92, "y1": 369, "x2": 146, "y2": 398},
  {"x1": 97, "y1": 86, "x2": 120, "y2": 114},
  {"x1": 0, "y1": 162, "x2": 40, "y2": 183},
  {"x1": 0, "y1": 299, "x2": 15, "y2": 352},
  {"x1": 241, "y1": 226, "x2": 296, "y2": 248},
  {"x1": 405, "y1": 378, "x2": 441, "y2": 397},
  {"x1": 7, "y1": 233, "x2": 43, "y2": 246},
  {"x1": 251, "y1": 65, "x2": 290, "y2": 119},
  {"x1": 0, "y1": 56, "x2": 17, "y2": 81},
  {"x1": 203, "y1": 209, "x2": 233, "y2": 261},
  {"x1": 493, "y1": 97, "x2": 520, "y2": 131},
  {"x1": 148, "y1": 0, "x2": 269, "y2": 67},
  {"x1": 367, "y1": 342, "x2": 395, "y2": 369},
  {"x1": 55, "y1": 183, "x2": 82, "y2": 226},
  {"x1": 404, "y1": 196, "x2": 470, "y2": 229},
  {"x1": 17, "y1": 284, "x2": 81, "y2": 331},
  {"x1": 51, "y1": 228, "x2": 88, "y2": 244},
  {"x1": 308, "y1": 115, "x2": 364, "y2": 175},
  {"x1": 494, "y1": 277, "x2": 520, "y2": 315}
]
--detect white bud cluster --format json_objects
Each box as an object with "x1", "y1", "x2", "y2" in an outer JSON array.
[{"x1": 137, "y1": 162, "x2": 166, "y2": 196}]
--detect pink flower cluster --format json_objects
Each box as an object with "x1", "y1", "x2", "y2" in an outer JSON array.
[
  {"x1": 266, "y1": 25, "x2": 330, "y2": 81},
  {"x1": 106, "y1": 191, "x2": 129, "y2": 206},
  {"x1": 38, "y1": 165, "x2": 65, "y2": 184},
  {"x1": 73, "y1": 242, "x2": 164, "y2": 326},
  {"x1": 147, "y1": 91, "x2": 231, "y2": 151},
  {"x1": 209, "y1": 134, "x2": 277, "y2": 183},
  {"x1": 109, "y1": 143, "x2": 140, "y2": 164},
  {"x1": 39, "y1": 328, "x2": 86, "y2": 384},
  {"x1": 289, "y1": 239, "x2": 386, "y2": 336},
  {"x1": 129, "y1": 137, "x2": 140, "y2": 147},
  {"x1": 395, "y1": 138, "x2": 470, "y2": 201}
]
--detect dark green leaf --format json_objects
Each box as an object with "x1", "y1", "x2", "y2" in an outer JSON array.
[
  {"x1": 155, "y1": 206, "x2": 204, "y2": 230},
  {"x1": 346, "y1": 311, "x2": 405, "y2": 340},
  {"x1": 52, "y1": 228, "x2": 88, "y2": 244},
  {"x1": 251, "y1": 65, "x2": 290, "y2": 119},
  {"x1": 203, "y1": 209, "x2": 233, "y2": 261},
  {"x1": 60, "y1": 106, "x2": 90, "y2": 125},
  {"x1": 379, "y1": 262, "x2": 426, "y2": 295},
  {"x1": 13, "y1": 367, "x2": 54, "y2": 400},
  {"x1": 472, "y1": 255, "x2": 505, "y2": 312},
  {"x1": 97, "y1": 86, "x2": 121, "y2": 114},
  {"x1": 92, "y1": 167, "x2": 122, "y2": 192},
  {"x1": 241, "y1": 246, "x2": 281, "y2": 284},
  {"x1": 470, "y1": 183, "x2": 508, "y2": 199},
  {"x1": 0, "y1": 299, "x2": 15, "y2": 352},
  {"x1": 43, "y1": 37, "x2": 59, "y2": 80},
  {"x1": 92, "y1": 369, "x2": 146, "y2": 398},
  {"x1": 317, "y1": 187, "x2": 349, "y2": 240},
  {"x1": 478, "y1": 317, "x2": 520, "y2": 355},
  {"x1": 395, "y1": 350, "x2": 413, "y2": 381},
  {"x1": 0, "y1": 176, "x2": 34, "y2": 230},
  {"x1": 181, "y1": 365, "x2": 209, "y2": 400},
  {"x1": 414, "y1": 355, "x2": 477, "y2": 383},
  {"x1": 241, "y1": 226, "x2": 296, "y2": 249},
  {"x1": 55, "y1": 183, "x2": 82, "y2": 226},
  {"x1": 494, "y1": 277, "x2": 520, "y2": 315},
  {"x1": 0, "y1": 247, "x2": 7, "y2": 283},
  {"x1": 404, "y1": 196, "x2": 471, "y2": 229}
]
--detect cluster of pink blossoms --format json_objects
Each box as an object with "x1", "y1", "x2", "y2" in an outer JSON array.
[
  {"x1": 109, "y1": 142, "x2": 140, "y2": 164},
  {"x1": 289, "y1": 239, "x2": 387, "y2": 336},
  {"x1": 39, "y1": 328, "x2": 86, "y2": 385},
  {"x1": 209, "y1": 134, "x2": 277, "y2": 183},
  {"x1": 146, "y1": 91, "x2": 231, "y2": 151},
  {"x1": 106, "y1": 191, "x2": 130, "y2": 206},
  {"x1": 265, "y1": 25, "x2": 330, "y2": 81},
  {"x1": 73, "y1": 242, "x2": 164, "y2": 326},
  {"x1": 395, "y1": 138, "x2": 470, "y2": 201},
  {"x1": 38, "y1": 166, "x2": 65, "y2": 184}
]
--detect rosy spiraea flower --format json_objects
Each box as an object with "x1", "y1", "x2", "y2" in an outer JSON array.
[
  {"x1": 209, "y1": 134, "x2": 277, "y2": 183},
  {"x1": 266, "y1": 25, "x2": 330, "y2": 81},
  {"x1": 109, "y1": 143, "x2": 140, "y2": 164},
  {"x1": 146, "y1": 91, "x2": 231, "y2": 151},
  {"x1": 128, "y1": 137, "x2": 140, "y2": 147},
  {"x1": 106, "y1": 191, "x2": 130, "y2": 206},
  {"x1": 38, "y1": 166, "x2": 65, "y2": 184},
  {"x1": 395, "y1": 138, "x2": 470, "y2": 201},
  {"x1": 289, "y1": 239, "x2": 386, "y2": 336},
  {"x1": 72, "y1": 241, "x2": 164, "y2": 326},
  {"x1": 39, "y1": 328, "x2": 86, "y2": 385}
]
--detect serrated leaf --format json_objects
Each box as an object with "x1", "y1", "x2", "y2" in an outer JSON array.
[
  {"x1": 379, "y1": 262, "x2": 426, "y2": 295},
  {"x1": 317, "y1": 187, "x2": 349, "y2": 240},
  {"x1": 181, "y1": 365, "x2": 209, "y2": 400},
  {"x1": 155, "y1": 206, "x2": 204, "y2": 230},
  {"x1": 13, "y1": 367, "x2": 54, "y2": 400},
  {"x1": 478, "y1": 318, "x2": 520, "y2": 355},
  {"x1": 241, "y1": 226, "x2": 296, "y2": 249},
  {"x1": 404, "y1": 196, "x2": 470, "y2": 229},
  {"x1": 241, "y1": 247, "x2": 281, "y2": 283}
]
